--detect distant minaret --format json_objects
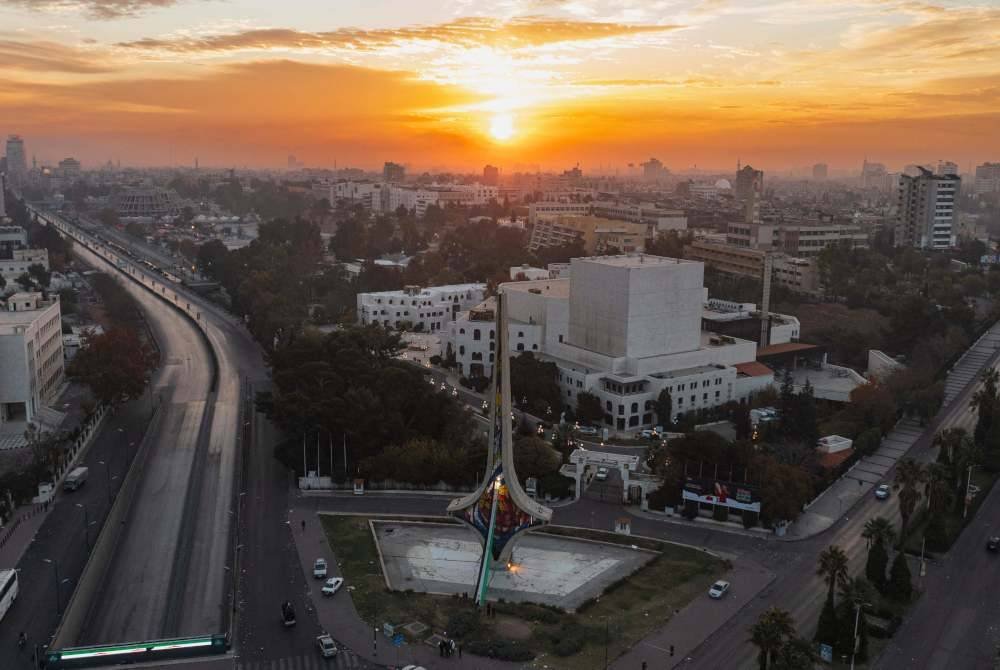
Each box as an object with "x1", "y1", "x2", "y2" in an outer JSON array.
[{"x1": 195, "y1": 157, "x2": 199, "y2": 170}]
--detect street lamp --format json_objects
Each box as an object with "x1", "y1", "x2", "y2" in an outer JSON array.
[
  {"x1": 42, "y1": 558, "x2": 65, "y2": 616},
  {"x1": 97, "y1": 460, "x2": 117, "y2": 505},
  {"x1": 849, "y1": 601, "x2": 871, "y2": 670},
  {"x1": 963, "y1": 464, "x2": 980, "y2": 519},
  {"x1": 75, "y1": 503, "x2": 93, "y2": 551}
]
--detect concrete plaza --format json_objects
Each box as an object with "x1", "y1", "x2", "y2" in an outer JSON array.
[{"x1": 373, "y1": 521, "x2": 655, "y2": 611}]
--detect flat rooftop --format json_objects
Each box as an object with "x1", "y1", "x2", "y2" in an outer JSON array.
[
  {"x1": 576, "y1": 253, "x2": 696, "y2": 268},
  {"x1": 503, "y1": 278, "x2": 570, "y2": 297}
]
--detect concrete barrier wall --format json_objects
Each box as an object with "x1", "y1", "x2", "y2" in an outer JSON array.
[{"x1": 51, "y1": 405, "x2": 164, "y2": 648}]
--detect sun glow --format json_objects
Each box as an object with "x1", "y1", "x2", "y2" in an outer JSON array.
[{"x1": 489, "y1": 112, "x2": 516, "y2": 142}]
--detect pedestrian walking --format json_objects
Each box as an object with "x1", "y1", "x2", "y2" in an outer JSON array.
[
  {"x1": 301, "y1": 519, "x2": 305, "y2": 532},
  {"x1": 458, "y1": 643, "x2": 462, "y2": 658}
]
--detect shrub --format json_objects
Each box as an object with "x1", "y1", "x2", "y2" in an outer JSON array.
[
  {"x1": 681, "y1": 501, "x2": 699, "y2": 520},
  {"x1": 712, "y1": 505, "x2": 729, "y2": 522},
  {"x1": 742, "y1": 512, "x2": 758, "y2": 529},
  {"x1": 465, "y1": 640, "x2": 535, "y2": 662},
  {"x1": 552, "y1": 622, "x2": 590, "y2": 656},
  {"x1": 446, "y1": 609, "x2": 481, "y2": 639},
  {"x1": 429, "y1": 355, "x2": 442, "y2": 366}
]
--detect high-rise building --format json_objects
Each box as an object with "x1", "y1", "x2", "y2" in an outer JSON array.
[
  {"x1": 641, "y1": 157, "x2": 669, "y2": 181},
  {"x1": 895, "y1": 167, "x2": 959, "y2": 250},
  {"x1": 974, "y1": 163, "x2": 1000, "y2": 196},
  {"x1": 735, "y1": 164, "x2": 764, "y2": 204},
  {"x1": 483, "y1": 164, "x2": 499, "y2": 186},
  {"x1": 936, "y1": 160, "x2": 959, "y2": 176},
  {"x1": 4, "y1": 135, "x2": 26, "y2": 187},
  {"x1": 812, "y1": 163, "x2": 828, "y2": 180},
  {"x1": 383, "y1": 161, "x2": 405, "y2": 183},
  {"x1": 58, "y1": 157, "x2": 81, "y2": 178}
]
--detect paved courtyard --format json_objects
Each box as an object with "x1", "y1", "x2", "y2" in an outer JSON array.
[{"x1": 374, "y1": 521, "x2": 655, "y2": 610}]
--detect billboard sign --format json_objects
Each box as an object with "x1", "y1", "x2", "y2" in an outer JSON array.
[{"x1": 682, "y1": 476, "x2": 761, "y2": 513}]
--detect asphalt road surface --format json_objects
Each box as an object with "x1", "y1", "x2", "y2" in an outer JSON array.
[{"x1": 68, "y1": 229, "x2": 218, "y2": 643}]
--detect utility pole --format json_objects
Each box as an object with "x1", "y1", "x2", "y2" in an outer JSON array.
[{"x1": 964, "y1": 464, "x2": 975, "y2": 519}]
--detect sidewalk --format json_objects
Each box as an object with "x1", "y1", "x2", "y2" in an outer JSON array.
[
  {"x1": 290, "y1": 498, "x2": 521, "y2": 670},
  {"x1": 0, "y1": 502, "x2": 51, "y2": 568}
]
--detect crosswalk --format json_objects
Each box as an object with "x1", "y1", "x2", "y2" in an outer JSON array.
[{"x1": 237, "y1": 650, "x2": 367, "y2": 670}]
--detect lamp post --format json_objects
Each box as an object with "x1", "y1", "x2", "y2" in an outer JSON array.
[
  {"x1": 43, "y1": 558, "x2": 62, "y2": 616},
  {"x1": 849, "y1": 601, "x2": 871, "y2": 670},
  {"x1": 98, "y1": 460, "x2": 113, "y2": 505},
  {"x1": 75, "y1": 503, "x2": 92, "y2": 551},
  {"x1": 963, "y1": 464, "x2": 978, "y2": 519}
]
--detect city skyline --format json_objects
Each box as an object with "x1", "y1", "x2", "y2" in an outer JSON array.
[{"x1": 2, "y1": 0, "x2": 998, "y2": 170}]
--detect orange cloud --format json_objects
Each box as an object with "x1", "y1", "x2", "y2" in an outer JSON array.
[
  {"x1": 114, "y1": 16, "x2": 682, "y2": 53},
  {"x1": 0, "y1": 40, "x2": 112, "y2": 74}
]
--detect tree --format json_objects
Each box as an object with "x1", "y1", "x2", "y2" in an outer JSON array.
[
  {"x1": 837, "y1": 578, "x2": 878, "y2": 663},
  {"x1": 27, "y1": 263, "x2": 51, "y2": 288},
  {"x1": 770, "y1": 636, "x2": 817, "y2": 670},
  {"x1": 972, "y1": 369, "x2": 998, "y2": 446},
  {"x1": 886, "y1": 551, "x2": 913, "y2": 602},
  {"x1": 15, "y1": 272, "x2": 34, "y2": 291},
  {"x1": 197, "y1": 239, "x2": 229, "y2": 279},
  {"x1": 575, "y1": 392, "x2": 604, "y2": 426},
  {"x1": 814, "y1": 592, "x2": 839, "y2": 647},
  {"x1": 510, "y1": 352, "x2": 561, "y2": 419},
  {"x1": 894, "y1": 458, "x2": 926, "y2": 545},
  {"x1": 817, "y1": 545, "x2": 849, "y2": 604},
  {"x1": 862, "y1": 516, "x2": 896, "y2": 590},
  {"x1": 749, "y1": 607, "x2": 796, "y2": 670},
  {"x1": 654, "y1": 388, "x2": 673, "y2": 426},
  {"x1": 512, "y1": 436, "x2": 562, "y2": 480},
  {"x1": 68, "y1": 327, "x2": 158, "y2": 406},
  {"x1": 97, "y1": 207, "x2": 120, "y2": 227}
]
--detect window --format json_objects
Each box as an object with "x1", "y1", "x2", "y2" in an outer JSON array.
[
  {"x1": 678, "y1": 397, "x2": 683, "y2": 405},
  {"x1": 516, "y1": 343, "x2": 524, "y2": 351},
  {"x1": 606, "y1": 400, "x2": 612, "y2": 411},
  {"x1": 459, "y1": 346, "x2": 465, "y2": 355},
  {"x1": 628, "y1": 416, "x2": 639, "y2": 427},
  {"x1": 577, "y1": 380, "x2": 583, "y2": 388},
  {"x1": 473, "y1": 329, "x2": 481, "y2": 341},
  {"x1": 630, "y1": 402, "x2": 638, "y2": 413},
  {"x1": 691, "y1": 395, "x2": 696, "y2": 404},
  {"x1": 703, "y1": 393, "x2": 708, "y2": 401},
  {"x1": 618, "y1": 404, "x2": 624, "y2": 415},
  {"x1": 518, "y1": 331, "x2": 524, "y2": 338},
  {"x1": 532, "y1": 344, "x2": 538, "y2": 351},
  {"x1": 489, "y1": 353, "x2": 494, "y2": 362},
  {"x1": 715, "y1": 390, "x2": 720, "y2": 399},
  {"x1": 558, "y1": 335, "x2": 563, "y2": 343},
  {"x1": 490, "y1": 330, "x2": 495, "y2": 339}
]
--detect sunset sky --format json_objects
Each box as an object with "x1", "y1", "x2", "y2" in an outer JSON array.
[{"x1": 2, "y1": 0, "x2": 998, "y2": 172}]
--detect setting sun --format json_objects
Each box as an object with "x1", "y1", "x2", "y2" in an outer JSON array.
[{"x1": 489, "y1": 113, "x2": 516, "y2": 142}]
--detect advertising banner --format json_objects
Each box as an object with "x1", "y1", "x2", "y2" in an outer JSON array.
[{"x1": 682, "y1": 476, "x2": 761, "y2": 513}]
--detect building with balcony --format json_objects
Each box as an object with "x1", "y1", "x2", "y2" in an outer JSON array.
[
  {"x1": 444, "y1": 254, "x2": 773, "y2": 433},
  {"x1": 0, "y1": 292, "x2": 64, "y2": 427},
  {"x1": 357, "y1": 283, "x2": 486, "y2": 333},
  {"x1": 896, "y1": 167, "x2": 959, "y2": 249},
  {"x1": 528, "y1": 216, "x2": 647, "y2": 254}
]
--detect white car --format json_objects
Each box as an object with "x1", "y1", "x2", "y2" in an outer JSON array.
[
  {"x1": 313, "y1": 558, "x2": 328, "y2": 579},
  {"x1": 708, "y1": 580, "x2": 730, "y2": 599},
  {"x1": 321, "y1": 577, "x2": 344, "y2": 596},
  {"x1": 317, "y1": 634, "x2": 337, "y2": 658},
  {"x1": 576, "y1": 425, "x2": 598, "y2": 436},
  {"x1": 595, "y1": 467, "x2": 609, "y2": 481},
  {"x1": 875, "y1": 484, "x2": 891, "y2": 500},
  {"x1": 402, "y1": 666, "x2": 427, "y2": 670}
]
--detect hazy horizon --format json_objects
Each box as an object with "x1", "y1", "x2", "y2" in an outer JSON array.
[{"x1": 3, "y1": 0, "x2": 998, "y2": 171}]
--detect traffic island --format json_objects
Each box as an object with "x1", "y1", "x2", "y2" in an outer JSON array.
[{"x1": 320, "y1": 513, "x2": 724, "y2": 667}]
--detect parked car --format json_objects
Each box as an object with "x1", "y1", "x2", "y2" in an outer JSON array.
[
  {"x1": 317, "y1": 634, "x2": 337, "y2": 658},
  {"x1": 313, "y1": 558, "x2": 328, "y2": 579},
  {"x1": 321, "y1": 577, "x2": 344, "y2": 596},
  {"x1": 639, "y1": 429, "x2": 660, "y2": 439},
  {"x1": 708, "y1": 580, "x2": 731, "y2": 599},
  {"x1": 576, "y1": 425, "x2": 598, "y2": 436},
  {"x1": 988, "y1": 537, "x2": 1000, "y2": 552},
  {"x1": 595, "y1": 467, "x2": 609, "y2": 481},
  {"x1": 281, "y1": 600, "x2": 296, "y2": 627},
  {"x1": 875, "y1": 484, "x2": 891, "y2": 500},
  {"x1": 402, "y1": 666, "x2": 428, "y2": 670}
]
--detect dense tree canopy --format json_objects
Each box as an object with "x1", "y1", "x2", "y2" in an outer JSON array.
[{"x1": 68, "y1": 327, "x2": 158, "y2": 406}]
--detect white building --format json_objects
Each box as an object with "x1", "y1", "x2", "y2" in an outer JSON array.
[
  {"x1": 1, "y1": 248, "x2": 49, "y2": 290},
  {"x1": 896, "y1": 167, "x2": 960, "y2": 249},
  {"x1": 357, "y1": 283, "x2": 486, "y2": 333},
  {"x1": 0, "y1": 292, "x2": 64, "y2": 427},
  {"x1": 444, "y1": 255, "x2": 771, "y2": 432}
]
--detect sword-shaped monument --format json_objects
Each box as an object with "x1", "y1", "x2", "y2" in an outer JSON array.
[{"x1": 447, "y1": 288, "x2": 552, "y2": 605}]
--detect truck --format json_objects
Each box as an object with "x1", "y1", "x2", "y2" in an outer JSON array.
[{"x1": 63, "y1": 467, "x2": 89, "y2": 492}]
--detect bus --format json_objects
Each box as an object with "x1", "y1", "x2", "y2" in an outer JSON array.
[{"x1": 0, "y1": 569, "x2": 18, "y2": 622}]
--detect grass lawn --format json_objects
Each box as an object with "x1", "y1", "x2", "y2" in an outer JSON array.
[{"x1": 320, "y1": 514, "x2": 723, "y2": 666}]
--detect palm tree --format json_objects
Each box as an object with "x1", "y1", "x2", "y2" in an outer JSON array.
[
  {"x1": 933, "y1": 427, "x2": 967, "y2": 465},
  {"x1": 862, "y1": 516, "x2": 897, "y2": 549},
  {"x1": 894, "y1": 458, "x2": 926, "y2": 545},
  {"x1": 925, "y1": 462, "x2": 953, "y2": 514},
  {"x1": 971, "y1": 369, "x2": 998, "y2": 445},
  {"x1": 750, "y1": 607, "x2": 796, "y2": 670},
  {"x1": 817, "y1": 545, "x2": 850, "y2": 603}
]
